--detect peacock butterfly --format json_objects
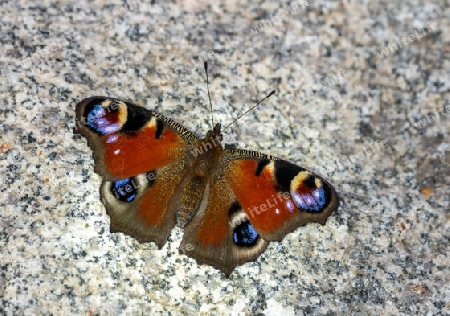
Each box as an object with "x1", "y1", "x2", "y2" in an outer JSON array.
[{"x1": 74, "y1": 62, "x2": 340, "y2": 275}]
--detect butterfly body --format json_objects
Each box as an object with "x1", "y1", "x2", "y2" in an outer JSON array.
[{"x1": 75, "y1": 96, "x2": 340, "y2": 275}]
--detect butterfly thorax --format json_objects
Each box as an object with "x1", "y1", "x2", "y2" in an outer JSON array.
[{"x1": 190, "y1": 123, "x2": 223, "y2": 177}]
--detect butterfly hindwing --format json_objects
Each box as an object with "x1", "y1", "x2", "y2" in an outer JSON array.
[
  {"x1": 100, "y1": 162, "x2": 191, "y2": 247},
  {"x1": 180, "y1": 172, "x2": 269, "y2": 276}
]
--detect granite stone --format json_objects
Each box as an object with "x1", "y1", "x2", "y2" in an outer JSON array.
[{"x1": 0, "y1": 0, "x2": 448, "y2": 315}]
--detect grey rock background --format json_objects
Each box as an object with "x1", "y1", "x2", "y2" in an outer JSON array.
[{"x1": 0, "y1": 0, "x2": 448, "y2": 315}]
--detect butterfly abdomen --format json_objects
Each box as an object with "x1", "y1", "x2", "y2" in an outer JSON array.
[{"x1": 178, "y1": 176, "x2": 206, "y2": 227}]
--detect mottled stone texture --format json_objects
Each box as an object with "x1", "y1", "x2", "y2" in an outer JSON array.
[{"x1": 0, "y1": 0, "x2": 448, "y2": 315}]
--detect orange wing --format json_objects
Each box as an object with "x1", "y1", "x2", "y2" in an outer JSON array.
[
  {"x1": 74, "y1": 96, "x2": 197, "y2": 180},
  {"x1": 75, "y1": 97, "x2": 198, "y2": 246},
  {"x1": 180, "y1": 149, "x2": 340, "y2": 274},
  {"x1": 225, "y1": 150, "x2": 340, "y2": 241}
]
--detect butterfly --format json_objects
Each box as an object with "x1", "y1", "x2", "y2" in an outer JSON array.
[{"x1": 74, "y1": 63, "x2": 340, "y2": 275}]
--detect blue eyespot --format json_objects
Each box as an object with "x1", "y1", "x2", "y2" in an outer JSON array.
[
  {"x1": 85, "y1": 104, "x2": 120, "y2": 134},
  {"x1": 111, "y1": 178, "x2": 137, "y2": 202},
  {"x1": 292, "y1": 187, "x2": 327, "y2": 212},
  {"x1": 233, "y1": 221, "x2": 259, "y2": 247}
]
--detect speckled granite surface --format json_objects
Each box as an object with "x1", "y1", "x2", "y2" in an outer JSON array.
[{"x1": 1, "y1": 0, "x2": 449, "y2": 315}]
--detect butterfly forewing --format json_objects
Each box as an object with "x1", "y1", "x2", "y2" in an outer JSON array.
[
  {"x1": 74, "y1": 96, "x2": 197, "y2": 180},
  {"x1": 224, "y1": 150, "x2": 340, "y2": 242}
]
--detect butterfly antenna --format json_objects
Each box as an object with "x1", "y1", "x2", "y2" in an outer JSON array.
[
  {"x1": 204, "y1": 61, "x2": 214, "y2": 129},
  {"x1": 222, "y1": 90, "x2": 276, "y2": 132}
]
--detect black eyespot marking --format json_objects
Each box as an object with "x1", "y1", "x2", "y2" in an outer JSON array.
[
  {"x1": 121, "y1": 101, "x2": 153, "y2": 132},
  {"x1": 111, "y1": 178, "x2": 138, "y2": 202},
  {"x1": 228, "y1": 201, "x2": 242, "y2": 217},
  {"x1": 233, "y1": 221, "x2": 259, "y2": 247},
  {"x1": 155, "y1": 119, "x2": 164, "y2": 139},
  {"x1": 303, "y1": 175, "x2": 318, "y2": 188},
  {"x1": 255, "y1": 159, "x2": 270, "y2": 176},
  {"x1": 274, "y1": 160, "x2": 307, "y2": 192}
]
